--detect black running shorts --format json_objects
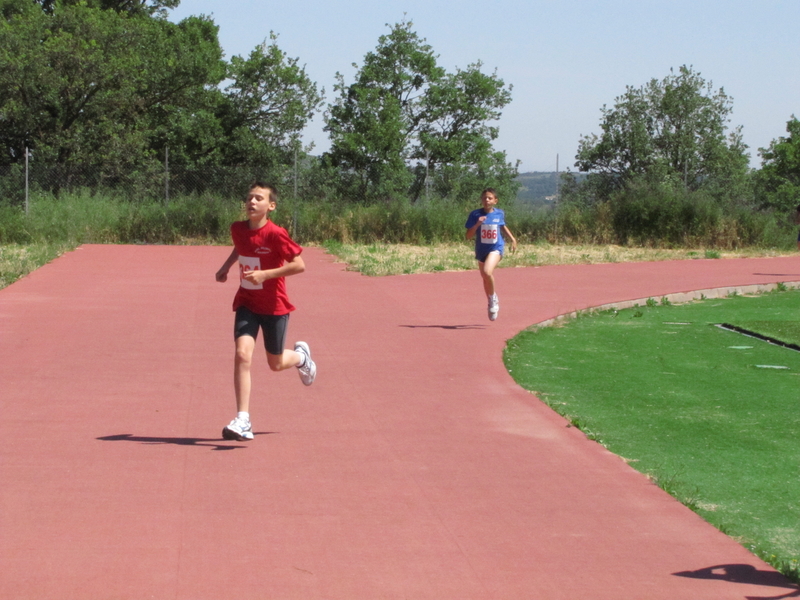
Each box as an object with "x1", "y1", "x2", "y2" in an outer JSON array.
[{"x1": 234, "y1": 305, "x2": 289, "y2": 356}]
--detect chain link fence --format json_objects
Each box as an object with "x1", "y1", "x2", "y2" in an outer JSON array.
[
  {"x1": 1, "y1": 155, "x2": 528, "y2": 211},
  {"x1": 0, "y1": 162, "x2": 312, "y2": 209}
]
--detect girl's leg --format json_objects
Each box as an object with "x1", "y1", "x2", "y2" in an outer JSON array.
[
  {"x1": 478, "y1": 251, "x2": 503, "y2": 297},
  {"x1": 234, "y1": 335, "x2": 256, "y2": 413}
]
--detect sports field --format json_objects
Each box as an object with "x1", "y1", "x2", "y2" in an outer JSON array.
[
  {"x1": 1, "y1": 245, "x2": 798, "y2": 599},
  {"x1": 505, "y1": 288, "x2": 800, "y2": 580}
]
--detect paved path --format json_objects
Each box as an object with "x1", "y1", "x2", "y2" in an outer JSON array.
[{"x1": 1, "y1": 245, "x2": 798, "y2": 600}]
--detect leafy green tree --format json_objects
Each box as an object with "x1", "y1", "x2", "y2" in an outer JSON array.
[
  {"x1": 324, "y1": 20, "x2": 516, "y2": 203},
  {"x1": 575, "y1": 66, "x2": 749, "y2": 201},
  {"x1": 33, "y1": 0, "x2": 180, "y2": 17},
  {"x1": 216, "y1": 35, "x2": 323, "y2": 168},
  {"x1": 0, "y1": 0, "x2": 324, "y2": 199},
  {"x1": 325, "y1": 19, "x2": 442, "y2": 201},
  {"x1": 755, "y1": 116, "x2": 800, "y2": 212},
  {"x1": 417, "y1": 62, "x2": 517, "y2": 201},
  {"x1": 0, "y1": 2, "x2": 224, "y2": 170},
  {"x1": 159, "y1": 33, "x2": 323, "y2": 189}
]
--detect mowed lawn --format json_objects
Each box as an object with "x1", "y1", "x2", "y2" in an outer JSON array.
[{"x1": 504, "y1": 288, "x2": 800, "y2": 579}]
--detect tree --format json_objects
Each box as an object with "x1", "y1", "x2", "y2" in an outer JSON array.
[
  {"x1": 216, "y1": 34, "x2": 323, "y2": 168},
  {"x1": 33, "y1": 0, "x2": 180, "y2": 17},
  {"x1": 417, "y1": 62, "x2": 516, "y2": 201},
  {"x1": 324, "y1": 20, "x2": 516, "y2": 203},
  {"x1": 325, "y1": 19, "x2": 442, "y2": 201},
  {"x1": 0, "y1": 2, "x2": 224, "y2": 169},
  {"x1": 575, "y1": 66, "x2": 749, "y2": 201},
  {"x1": 755, "y1": 116, "x2": 800, "y2": 212}
]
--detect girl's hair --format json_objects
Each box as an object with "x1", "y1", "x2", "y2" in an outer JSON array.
[
  {"x1": 481, "y1": 187, "x2": 499, "y2": 198},
  {"x1": 248, "y1": 181, "x2": 278, "y2": 203}
]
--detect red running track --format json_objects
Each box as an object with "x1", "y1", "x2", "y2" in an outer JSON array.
[{"x1": 1, "y1": 245, "x2": 799, "y2": 600}]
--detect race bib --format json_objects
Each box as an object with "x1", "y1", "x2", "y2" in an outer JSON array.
[
  {"x1": 480, "y1": 223, "x2": 499, "y2": 244},
  {"x1": 238, "y1": 256, "x2": 263, "y2": 290}
]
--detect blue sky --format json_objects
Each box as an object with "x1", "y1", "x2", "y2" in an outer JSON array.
[{"x1": 169, "y1": 0, "x2": 799, "y2": 172}]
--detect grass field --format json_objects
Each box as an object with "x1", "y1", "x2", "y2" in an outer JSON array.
[
  {"x1": 320, "y1": 240, "x2": 793, "y2": 276},
  {"x1": 504, "y1": 288, "x2": 800, "y2": 582}
]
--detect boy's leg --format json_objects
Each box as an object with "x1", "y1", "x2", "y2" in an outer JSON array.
[
  {"x1": 234, "y1": 334, "x2": 256, "y2": 413},
  {"x1": 222, "y1": 333, "x2": 256, "y2": 441},
  {"x1": 225, "y1": 306, "x2": 264, "y2": 441},
  {"x1": 266, "y1": 345, "x2": 316, "y2": 386},
  {"x1": 262, "y1": 314, "x2": 316, "y2": 385},
  {"x1": 263, "y1": 313, "x2": 301, "y2": 372},
  {"x1": 478, "y1": 251, "x2": 503, "y2": 297},
  {"x1": 266, "y1": 349, "x2": 303, "y2": 372},
  {"x1": 479, "y1": 251, "x2": 502, "y2": 321}
]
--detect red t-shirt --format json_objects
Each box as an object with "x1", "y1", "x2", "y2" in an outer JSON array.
[{"x1": 230, "y1": 220, "x2": 302, "y2": 315}]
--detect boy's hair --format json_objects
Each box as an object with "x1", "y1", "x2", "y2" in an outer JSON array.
[
  {"x1": 482, "y1": 187, "x2": 499, "y2": 198},
  {"x1": 248, "y1": 181, "x2": 278, "y2": 204}
]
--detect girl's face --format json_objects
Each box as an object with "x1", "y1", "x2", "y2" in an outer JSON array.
[{"x1": 481, "y1": 192, "x2": 498, "y2": 211}]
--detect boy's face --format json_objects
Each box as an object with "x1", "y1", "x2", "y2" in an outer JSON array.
[
  {"x1": 245, "y1": 186, "x2": 276, "y2": 221},
  {"x1": 481, "y1": 191, "x2": 498, "y2": 210}
]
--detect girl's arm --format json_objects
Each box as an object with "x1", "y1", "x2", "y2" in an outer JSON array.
[
  {"x1": 215, "y1": 248, "x2": 239, "y2": 282},
  {"x1": 502, "y1": 225, "x2": 518, "y2": 253}
]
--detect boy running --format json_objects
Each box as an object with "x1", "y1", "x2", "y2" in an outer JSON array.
[
  {"x1": 465, "y1": 188, "x2": 517, "y2": 321},
  {"x1": 215, "y1": 182, "x2": 316, "y2": 441}
]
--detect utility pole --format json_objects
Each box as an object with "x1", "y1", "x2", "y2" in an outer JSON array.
[
  {"x1": 293, "y1": 140, "x2": 299, "y2": 239},
  {"x1": 553, "y1": 153, "x2": 559, "y2": 241},
  {"x1": 555, "y1": 153, "x2": 560, "y2": 197}
]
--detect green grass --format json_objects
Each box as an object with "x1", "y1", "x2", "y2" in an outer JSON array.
[
  {"x1": 0, "y1": 243, "x2": 71, "y2": 289},
  {"x1": 2, "y1": 190, "x2": 796, "y2": 287},
  {"x1": 504, "y1": 289, "x2": 800, "y2": 582},
  {"x1": 0, "y1": 192, "x2": 244, "y2": 288},
  {"x1": 729, "y1": 320, "x2": 800, "y2": 348}
]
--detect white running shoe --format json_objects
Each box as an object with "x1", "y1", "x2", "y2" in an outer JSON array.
[
  {"x1": 222, "y1": 417, "x2": 254, "y2": 441},
  {"x1": 488, "y1": 295, "x2": 499, "y2": 321},
  {"x1": 295, "y1": 341, "x2": 316, "y2": 386}
]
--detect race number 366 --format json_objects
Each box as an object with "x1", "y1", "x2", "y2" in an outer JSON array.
[{"x1": 480, "y1": 223, "x2": 498, "y2": 243}]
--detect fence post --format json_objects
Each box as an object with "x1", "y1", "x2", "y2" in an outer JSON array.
[
  {"x1": 24, "y1": 147, "x2": 29, "y2": 215},
  {"x1": 425, "y1": 150, "x2": 430, "y2": 201},
  {"x1": 164, "y1": 146, "x2": 170, "y2": 205}
]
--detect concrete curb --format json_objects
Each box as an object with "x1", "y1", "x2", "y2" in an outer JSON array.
[{"x1": 532, "y1": 280, "x2": 800, "y2": 329}]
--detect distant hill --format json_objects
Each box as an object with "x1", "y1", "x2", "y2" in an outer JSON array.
[{"x1": 514, "y1": 171, "x2": 586, "y2": 206}]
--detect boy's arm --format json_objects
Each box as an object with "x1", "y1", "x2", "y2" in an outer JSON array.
[
  {"x1": 242, "y1": 254, "x2": 305, "y2": 286},
  {"x1": 466, "y1": 216, "x2": 485, "y2": 240},
  {"x1": 216, "y1": 248, "x2": 239, "y2": 282},
  {"x1": 502, "y1": 225, "x2": 518, "y2": 252}
]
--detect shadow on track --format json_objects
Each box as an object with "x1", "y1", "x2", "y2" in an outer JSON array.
[
  {"x1": 400, "y1": 324, "x2": 486, "y2": 330},
  {"x1": 96, "y1": 433, "x2": 275, "y2": 451},
  {"x1": 674, "y1": 564, "x2": 799, "y2": 599}
]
